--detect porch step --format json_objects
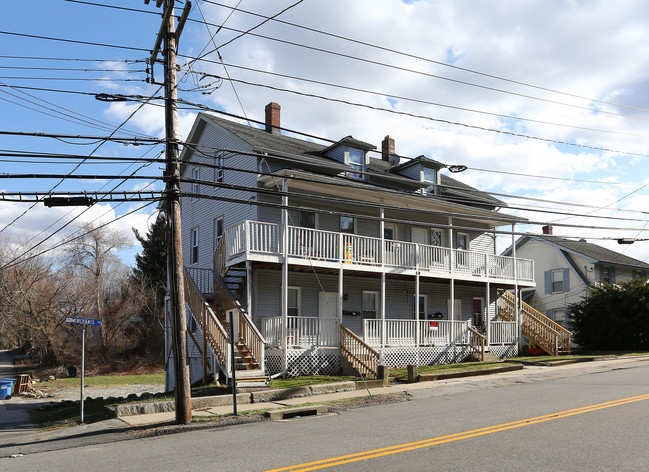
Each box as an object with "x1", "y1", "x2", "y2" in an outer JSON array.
[{"x1": 482, "y1": 351, "x2": 500, "y2": 362}]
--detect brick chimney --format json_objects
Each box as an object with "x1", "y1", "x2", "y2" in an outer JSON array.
[
  {"x1": 382, "y1": 135, "x2": 395, "y2": 161},
  {"x1": 265, "y1": 102, "x2": 281, "y2": 135},
  {"x1": 542, "y1": 225, "x2": 553, "y2": 235}
]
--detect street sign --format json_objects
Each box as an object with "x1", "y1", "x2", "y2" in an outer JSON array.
[{"x1": 65, "y1": 317, "x2": 101, "y2": 326}]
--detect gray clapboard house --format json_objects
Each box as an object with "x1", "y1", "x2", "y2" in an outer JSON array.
[{"x1": 167, "y1": 102, "x2": 541, "y2": 387}]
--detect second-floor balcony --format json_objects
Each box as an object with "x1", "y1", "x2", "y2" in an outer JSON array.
[{"x1": 216, "y1": 220, "x2": 534, "y2": 285}]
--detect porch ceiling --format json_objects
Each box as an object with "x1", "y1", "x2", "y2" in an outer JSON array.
[
  {"x1": 240, "y1": 261, "x2": 529, "y2": 290},
  {"x1": 258, "y1": 170, "x2": 525, "y2": 228}
]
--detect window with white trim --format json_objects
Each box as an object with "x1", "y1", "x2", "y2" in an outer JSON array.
[
  {"x1": 551, "y1": 269, "x2": 564, "y2": 293},
  {"x1": 423, "y1": 167, "x2": 437, "y2": 194},
  {"x1": 362, "y1": 291, "x2": 378, "y2": 319},
  {"x1": 216, "y1": 153, "x2": 224, "y2": 183},
  {"x1": 456, "y1": 233, "x2": 468, "y2": 250},
  {"x1": 191, "y1": 167, "x2": 199, "y2": 201},
  {"x1": 190, "y1": 227, "x2": 199, "y2": 265},
  {"x1": 340, "y1": 216, "x2": 355, "y2": 234},
  {"x1": 287, "y1": 286, "x2": 301, "y2": 316},
  {"x1": 347, "y1": 148, "x2": 365, "y2": 180}
]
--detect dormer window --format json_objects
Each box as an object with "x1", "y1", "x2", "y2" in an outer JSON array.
[
  {"x1": 422, "y1": 167, "x2": 438, "y2": 194},
  {"x1": 347, "y1": 148, "x2": 365, "y2": 180}
]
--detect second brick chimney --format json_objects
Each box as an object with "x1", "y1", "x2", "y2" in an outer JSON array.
[
  {"x1": 382, "y1": 135, "x2": 395, "y2": 161},
  {"x1": 542, "y1": 225, "x2": 553, "y2": 235},
  {"x1": 265, "y1": 102, "x2": 281, "y2": 135}
]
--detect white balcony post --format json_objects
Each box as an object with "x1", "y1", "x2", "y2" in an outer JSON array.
[
  {"x1": 338, "y1": 266, "x2": 343, "y2": 323},
  {"x1": 486, "y1": 281, "x2": 491, "y2": 349},
  {"x1": 245, "y1": 220, "x2": 250, "y2": 259},
  {"x1": 512, "y1": 223, "x2": 522, "y2": 351},
  {"x1": 380, "y1": 206, "x2": 386, "y2": 350},
  {"x1": 281, "y1": 180, "x2": 289, "y2": 371},
  {"x1": 415, "y1": 270, "x2": 420, "y2": 365}
]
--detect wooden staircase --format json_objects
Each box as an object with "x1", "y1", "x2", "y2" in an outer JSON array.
[
  {"x1": 340, "y1": 325, "x2": 379, "y2": 379},
  {"x1": 497, "y1": 291, "x2": 571, "y2": 356},
  {"x1": 184, "y1": 267, "x2": 268, "y2": 388}
]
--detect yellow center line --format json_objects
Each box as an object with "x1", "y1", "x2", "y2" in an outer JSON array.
[{"x1": 264, "y1": 393, "x2": 649, "y2": 472}]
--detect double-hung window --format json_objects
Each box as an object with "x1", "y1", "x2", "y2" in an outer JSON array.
[
  {"x1": 287, "y1": 287, "x2": 301, "y2": 316},
  {"x1": 190, "y1": 227, "x2": 199, "y2": 265},
  {"x1": 216, "y1": 153, "x2": 224, "y2": 183},
  {"x1": 191, "y1": 167, "x2": 200, "y2": 201},
  {"x1": 347, "y1": 148, "x2": 364, "y2": 180}
]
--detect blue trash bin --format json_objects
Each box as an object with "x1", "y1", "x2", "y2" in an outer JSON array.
[
  {"x1": 0, "y1": 381, "x2": 12, "y2": 400},
  {"x1": 0, "y1": 378, "x2": 16, "y2": 396}
]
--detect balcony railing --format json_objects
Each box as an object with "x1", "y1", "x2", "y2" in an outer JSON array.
[{"x1": 223, "y1": 220, "x2": 534, "y2": 283}]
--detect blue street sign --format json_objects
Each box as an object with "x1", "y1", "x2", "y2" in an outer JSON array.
[{"x1": 65, "y1": 317, "x2": 101, "y2": 326}]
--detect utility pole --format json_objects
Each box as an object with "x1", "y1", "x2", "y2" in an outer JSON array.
[{"x1": 146, "y1": 0, "x2": 192, "y2": 425}]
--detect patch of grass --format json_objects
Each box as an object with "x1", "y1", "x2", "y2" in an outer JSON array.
[
  {"x1": 268, "y1": 376, "x2": 358, "y2": 389},
  {"x1": 511, "y1": 351, "x2": 649, "y2": 363},
  {"x1": 30, "y1": 399, "x2": 115, "y2": 428},
  {"x1": 390, "y1": 361, "x2": 505, "y2": 378},
  {"x1": 37, "y1": 372, "x2": 165, "y2": 391}
]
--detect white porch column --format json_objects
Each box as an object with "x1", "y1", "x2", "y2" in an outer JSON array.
[
  {"x1": 281, "y1": 179, "x2": 289, "y2": 371},
  {"x1": 512, "y1": 223, "x2": 521, "y2": 351},
  {"x1": 486, "y1": 281, "x2": 491, "y2": 349},
  {"x1": 338, "y1": 266, "x2": 344, "y2": 323},
  {"x1": 448, "y1": 216, "x2": 455, "y2": 345},
  {"x1": 246, "y1": 261, "x2": 252, "y2": 315},
  {"x1": 380, "y1": 205, "x2": 386, "y2": 351},
  {"x1": 415, "y1": 270, "x2": 420, "y2": 365}
]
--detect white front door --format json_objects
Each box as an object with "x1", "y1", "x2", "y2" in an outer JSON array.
[
  {"x1": 412, "y1": 226, "x2": 428, "y2": 245},
  {"x1": 318, "y1": 291, "x2": 338, "y2": 318}
]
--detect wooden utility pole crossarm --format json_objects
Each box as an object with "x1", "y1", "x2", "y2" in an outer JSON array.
[{"x1": 148, "y1": 0, "x2": 192, "y2": 425}]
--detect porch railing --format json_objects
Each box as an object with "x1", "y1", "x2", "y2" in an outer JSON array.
[
  {"x1": 489, "y1": 321, "x2": 517, "y2": 345},
  {"x1": 467, "y1": 326, "x2": 486, "y2": 361},
  {"x1": 222, "y1": 220, "x2": 534, "y2": 283},
  {"x1": 340, "y1": 325, "x2": 379, "y2": 379},
  {"x1": 261, "y1": 316, "x2": 340, "y2": 348},
  {"x1": 363, "y1": 319, "x2": 475, "y2": 347}
]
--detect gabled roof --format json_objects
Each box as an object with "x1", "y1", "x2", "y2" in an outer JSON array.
[
  {"x1": 188, "y1": 111, "x2": 516, "y2": 217},
  {"x1": 505, "y1": 234, "x2": 649, "y2": 270}
]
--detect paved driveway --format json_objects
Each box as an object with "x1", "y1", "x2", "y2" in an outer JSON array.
[{"x1": 0, "y1": 350, "x2": 40, "y2": 444}]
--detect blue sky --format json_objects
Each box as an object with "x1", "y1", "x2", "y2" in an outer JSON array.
[{"x1": 3, "y1": 0, "x2": 649, "y2": 265}]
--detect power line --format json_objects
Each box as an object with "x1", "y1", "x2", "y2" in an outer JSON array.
[
  {"x1": 190, "y1": 68, "x2": 649, "y2": 139},
  {"x1": 0, "y1": 30, "x2": 149, "y2": 52},
  {"x1": 203, "y1": 0, "x2": 649, "y2": 117}
]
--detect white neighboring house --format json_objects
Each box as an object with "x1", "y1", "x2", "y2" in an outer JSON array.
[{"x1": 503, "y1": 226, "x2": 649, "y2": 328}]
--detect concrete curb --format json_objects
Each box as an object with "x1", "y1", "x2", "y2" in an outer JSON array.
[
  {"x1": 106, "y1": 382, "x2": 360, "y2": 418},
  {"x1": 396, "y1": 363, "x2": 525, "y2": 383}
]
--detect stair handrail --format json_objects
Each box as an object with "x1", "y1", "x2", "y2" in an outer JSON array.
[
  {"x1": 467, "y1": 326, "x2": 486, "y2": 361},
  {"x1": 183, "y1": 268, "x2": 230, "y2": 375},
  {"x1": 212, "y1": 268, "x2": 265, "y2": 372},
  {"x1": 340, "y1": 325, "x2": 379, "y2": 379},
  {"x1": 498, "y1": 291, "x2": 571, "y2": 355}
]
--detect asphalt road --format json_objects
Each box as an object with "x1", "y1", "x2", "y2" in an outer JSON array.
[{"x1": 2, "y1": 358, "x2": 649, "y2": 471}]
